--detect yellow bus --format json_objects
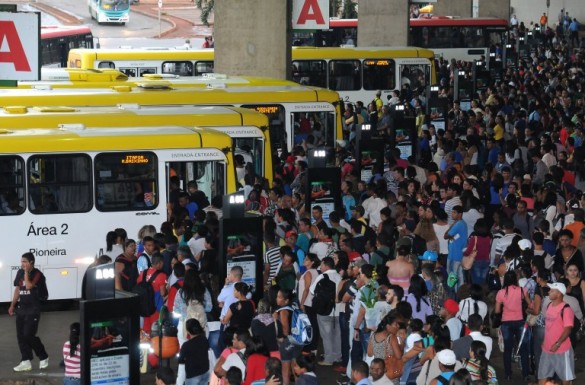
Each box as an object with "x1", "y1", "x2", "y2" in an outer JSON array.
[
  {"x1": 66, "y1": 46, "x2": 437, "y2": 103},
  {"x1": 0, "y1": 84, "x2": 342, "y2": 158},
  {"x1": 0, "y1": 125, "x2": 234, "y2": 301},
  {"x1": 0, "y1": 104, "x2": 273, "y2": 184}
]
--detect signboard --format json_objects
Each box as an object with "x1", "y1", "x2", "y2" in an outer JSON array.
[
  {"x1": 306, "y1": 168, "x2": 341, "y2": 224},
  {"x1": 227, "y1": 258, "x2": 257, "y2": 292},
  {"x1": 292, "y1": 0, "x2": 329, "y2": 30},
  {"x1": 0, "y1": 11, "x2": 40, "y2": 80}
]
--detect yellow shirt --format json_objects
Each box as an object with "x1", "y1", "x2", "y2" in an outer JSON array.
[{"x1": 494, "y1": 124, "x2": 504, "y2": 141}]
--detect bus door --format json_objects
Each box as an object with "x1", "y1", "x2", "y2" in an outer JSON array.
[
  {"x1": 290, "y1": 107, "x2": 336, "y2": 163},
  {"x1": 398, "y1": 60, "x2": 431, "y2": 92}
]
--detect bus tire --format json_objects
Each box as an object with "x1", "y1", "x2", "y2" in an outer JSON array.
[{"x1": 119, "y1": 22, "x2": 126, "y2": 26}]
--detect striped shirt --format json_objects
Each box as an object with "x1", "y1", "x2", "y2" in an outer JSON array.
[
  {"x1": 264, "y1": 246, "x2": 281, "y2": 285},
  {"x1": 63, "y1": 341, "x2": 81, "y2": 378}
]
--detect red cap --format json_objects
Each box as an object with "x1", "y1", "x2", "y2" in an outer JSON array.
[
  {"x1": 285, "y1": 230, "x2": 297, "y2": 239},
  {"x1": 443, "y1": 299, "x2": 459, "y2": 315}
]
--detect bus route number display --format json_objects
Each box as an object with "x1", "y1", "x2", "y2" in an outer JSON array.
[{"x1": 121, "y1": 155, "x2": 149, "y2": 164}]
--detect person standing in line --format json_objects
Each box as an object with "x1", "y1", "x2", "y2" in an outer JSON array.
[
  {"x1": 538, "y1": 282, "x2": 576, "y2": 385},
  {"x1": 444, "y1": 205, "x2": 467, "y2": 291},
  {"x1": 9, "y1": 252, "x2": 49, "y2": 372},
  {"x1": 63, "y1": 322, "x2": 81, "y2": 385}
]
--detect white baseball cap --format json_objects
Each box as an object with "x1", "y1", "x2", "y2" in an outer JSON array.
[
  {"x1": 548, "y1": 282, "x2": 567, "y2": 296},
  {"x1": 436, "y1": 349, "x2": 457, "y2": 366}
]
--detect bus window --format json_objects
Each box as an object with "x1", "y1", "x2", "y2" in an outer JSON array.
[
  {"x1": 139, "y1": 68, "x2": 157, "y2": 76},
  {"x1": 98, "y1": 61, "x2": 116, "y2": 69},
  {"x1": 328, "y1": 60, "x2": 361, "y2": 91},
  {"x1": 95, "y1": 152, "x2": 158, "y2": 212},
  {"x1": 162, "y1": 61, "x2": 193, "y2": 76},
  {"x1": 0, "y1": 156, "x2": 25, "y2": 215},
  {"x1": 194, "y1": 61, "x2": 214, "y2": 76},
  {"x1": 28, "y1": 154, "x2": 92, "y2": 214},
  {"x1": 363, "y1": 59, "x2": 395, "y2": 91},
  {"x1": 119, "y1": 67, "x2": 137, "y2": 77},
  {"x1": 241, "y1": 104, "x2": 286, "y2": 155},
  {"x1": 291, "y1": 60, "x2": 327, "y2": 88}
]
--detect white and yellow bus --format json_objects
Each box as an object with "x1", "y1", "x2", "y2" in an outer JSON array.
[
  {"x1": 0, "y1": 125, "x2": 235, "y2": 301},
  {"x1": 66, "y1": 46, "x2": 437, "y2": 103},
  {"x1": 0, "y1": 105, "x2": 273, "y2": 184},
  {"x1": 0, "y1": 84, "x2": 343, "y2": 158}
]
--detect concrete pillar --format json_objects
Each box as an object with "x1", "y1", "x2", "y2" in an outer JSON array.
[
  {"x1": 214, "y1": 0, "x2": 290, "y2": 79},
  {"x1": 479, "y1": 0, "x2": 510, "y2": 21},
  {"x1": 358, "y1": 0, "x2": 408, "y2": 47},
  {"x1": 432, "y1": 0, "x2": 472, "y2": 18}
]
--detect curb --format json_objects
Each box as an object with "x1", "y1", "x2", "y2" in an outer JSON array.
[{"x1": 131, "y1": 4, "x2": 178, "y2": 38}]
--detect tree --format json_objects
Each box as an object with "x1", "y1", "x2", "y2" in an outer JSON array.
[
  {"x1": 195, "y1": 0, "x2": 214, "y2": 26},
  {"x1": 330, "y1": 0, "x2": 342, "y2": 18},
  {"x1": 342, "y1": 0, "x2": 357, "y2": 19}
]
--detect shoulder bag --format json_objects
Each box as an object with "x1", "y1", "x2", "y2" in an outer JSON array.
[
  {"x1": 462, "y1": 236, "x2": 478, "y2": 271},
  {"x1": 384, "y1": 334, "x2": 404, "y2": 380}
]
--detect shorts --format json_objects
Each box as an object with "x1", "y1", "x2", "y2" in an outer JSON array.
[
  {"x1": 538, "y1": 348, "x2": 576, "y2": 381},
  {"x1": 279, "y1": 338, "x2": 303, "y2": 362}
]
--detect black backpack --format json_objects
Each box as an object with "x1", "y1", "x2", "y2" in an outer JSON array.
[
  {"x1": 35, "y1": 271, "x2": 49, "y2": 301},
  {"x1": 312, "y1": 273, "x2": 336, "y2": 316},
  {"x1": 132, "y1": 270, "x2": 162, "y2": 317}
]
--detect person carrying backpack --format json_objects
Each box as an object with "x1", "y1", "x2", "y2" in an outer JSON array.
[
  {"x1": 10, "y1": 252, "x2": 50, "y2": 372},
  {"x1": 274, "y1": 289, "x2": 304, "y2": 385},
  {"x1": 135, "y1": 253, "x2": 167, "y2": 334},
  {"x1": 309, "y1": 257, "x2": 342, "y2": 366}
]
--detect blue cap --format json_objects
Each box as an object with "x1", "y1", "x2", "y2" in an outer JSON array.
[{"x1": 419, "y1": 250, "x2": 438, "y2": 262}]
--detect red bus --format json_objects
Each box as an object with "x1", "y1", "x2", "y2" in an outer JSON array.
[
  {"x1": 41, "y1": 25, "x2": 94, "y2": 68},
  {"x1": 292, "y1": 17, "x2": 508, "y2": 68}
]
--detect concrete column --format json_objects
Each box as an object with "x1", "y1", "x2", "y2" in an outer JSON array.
[
  {"x1": 479, "y1": 0, "x2": 510, "y2": 21},
  {"x1": 432, "y1": 0, "x2": 472, "y2": 18},
  {"x1": 358, "y1": 0, "x2": 408, "y2": 47},
  {"x1": 214, "y1": 0, "x2": 290, "y2": 79}
]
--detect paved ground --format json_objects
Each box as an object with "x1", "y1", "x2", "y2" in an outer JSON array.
[{"x1": 0, "y1": 303, "x2": 583, "y2": 384}]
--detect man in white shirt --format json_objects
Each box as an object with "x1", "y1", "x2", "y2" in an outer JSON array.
[
  {"x1": 489, "y1": 218, "x2": 519, "y2": 266},
  {"x1": 362, "y1": 184, "x2": 388, "y2": 229},
  {"x1": 369, "y1": 358, "x2": 394, "y2": 385},
  {"x1": 215, "y1": 330, "x2": 250, "y2": 378},
  {"x1": 309, "y1": 257, "x2": 342, "y2": 365},
  {"x1": 452, "y1": 314, "x2": 493, "y2": 360}
]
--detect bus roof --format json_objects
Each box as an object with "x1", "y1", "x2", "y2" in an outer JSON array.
[
  {"x1": 69, "y1": 47, "x2": 215, "y2": 61},
  {"x1": 0, "y1": 85, "x2": 341, "y2": 107},
  {"x1": 0, "y1": 125, "x2": 233, "y2": 154},
  {"x1": 41, "y1": 25, "x2": 93, "y2": 39},
  {"x1": 409, "y1": 17, "x2": 509, "y2": 27},
  {"x1": 0, "y1": 105, "x2": 269, "y2": 133}
]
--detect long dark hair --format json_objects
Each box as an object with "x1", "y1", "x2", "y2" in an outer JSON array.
[
  {"x1": 408, "y1": 274, "x2": 428, "y2": 312},
  {"x1": 69, "y1": 322, "x2": 80, "y2": 357},
  {"x1": 470, "y1": 340, "x2": 489, "y2": 381},
  {"x1": 181, "y1": 269, "x2": 205, "y2": 303}
]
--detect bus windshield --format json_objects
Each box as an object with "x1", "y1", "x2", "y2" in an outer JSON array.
[{"x1": 100, "y1": 0, "x2": 130, "y2": 11}]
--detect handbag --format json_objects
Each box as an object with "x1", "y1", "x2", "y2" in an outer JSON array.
[
  {"x1": 461, "y1": 236, "x2": 478, "y2": 270},
  {"x1": 491, "y1": 312, "x2": 502, "y2": 328},
  {"x1": 384, "y1": 335, "x2": 404, "y2": 380}
]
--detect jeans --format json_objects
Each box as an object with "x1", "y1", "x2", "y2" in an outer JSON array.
[
  {"x1": 339, "y1": 312, "x2": 350, "y2": 367},
  {"x1": 317, "y1": 314, "x2": 341, "y2": 363},
  {"x1": 447, "y1": 259, "x2": 464, "y2": 292},
  {"x1": 186, "y1": 371, "x2": 210, "y2": 385},
  {"x1": 208, "y1": 330, "x2": 220, "y2": 359},
  {"x1": 304, "y1": 305, "x2": 320, "y2": 352},
  {"x1": 532, "y1": 325, "x2": 545, "y2": 371},
  {"x1": 472, "y1": 260, "x2": 490, "y2": 286},
  {"x1": 63, "y1": 377, "x2": 81, "y2": 385},
  {"x1": 501, "y1": 320, "x2": 529, "y2": 377}
]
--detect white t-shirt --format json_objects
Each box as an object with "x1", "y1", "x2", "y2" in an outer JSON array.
[
  {"x1": 222, "y1": 348, "x2": 246, "y2": 378},
  {"x1": 405, "y1": 332, "x2": 422, "y2": 353}
]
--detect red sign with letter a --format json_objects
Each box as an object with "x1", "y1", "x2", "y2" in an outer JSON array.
[
  {"x1": 292, "y1": 0, "x2": 329, "y2": 30},
  {"x1": 0, "y1": 12, "x2": 40, "y2": 80}
]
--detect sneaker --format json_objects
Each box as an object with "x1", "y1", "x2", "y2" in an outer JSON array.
[
  {"x1": 13, "y1": 360, "x2": 32, "y2": 372},
  {"x1": 318, "y1": 360, "x2": 333, "y2": 366},
  {"x1": 39, "y1": 358, "x2": 49, "y2": 369}
]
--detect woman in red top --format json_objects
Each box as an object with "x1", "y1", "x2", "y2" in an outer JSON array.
[
  {"x1": 463, "y1": 218, "x2": 492, "y2": 285},
  {"x1": 241, "y1": 338, "x2": 270, "y2": 385}
]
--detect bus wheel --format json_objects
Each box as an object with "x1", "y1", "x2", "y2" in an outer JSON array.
[{"x1": 119, "y1": 22, "x2": 126, "y2": 26}]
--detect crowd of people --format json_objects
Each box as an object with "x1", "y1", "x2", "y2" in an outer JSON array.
[{"x1": 7, "y1": 12, "x2": 585, "y2": 385}]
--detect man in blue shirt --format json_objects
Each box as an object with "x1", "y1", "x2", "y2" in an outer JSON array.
[{"x1": 444, "y1": 206, "x2": 467, "y2": 291}]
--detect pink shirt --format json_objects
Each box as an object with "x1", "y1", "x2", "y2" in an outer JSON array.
[
  {"x1": 543, "y1": 302, "x2": 574, "y2": 354},
  {"x1": 495, "y1": 286, "x2": 525, "y2": 322},
  {"x1": 63, "y1": 341, "x2": 81, "y2": 378}
]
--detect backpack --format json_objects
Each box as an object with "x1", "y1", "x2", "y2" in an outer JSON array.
[
  {"x1": 312, "y1": 274, "x2": 336, "y2": 316},
  {"x1": 282, "y1": 305, "x2": 313, "y2": 346},
  {"x1": 35, "y1": 270, "x2": 49, "y2": 301},
  {"x1": 132, "y1": 270, "x2": 162, "y2": 317}
]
